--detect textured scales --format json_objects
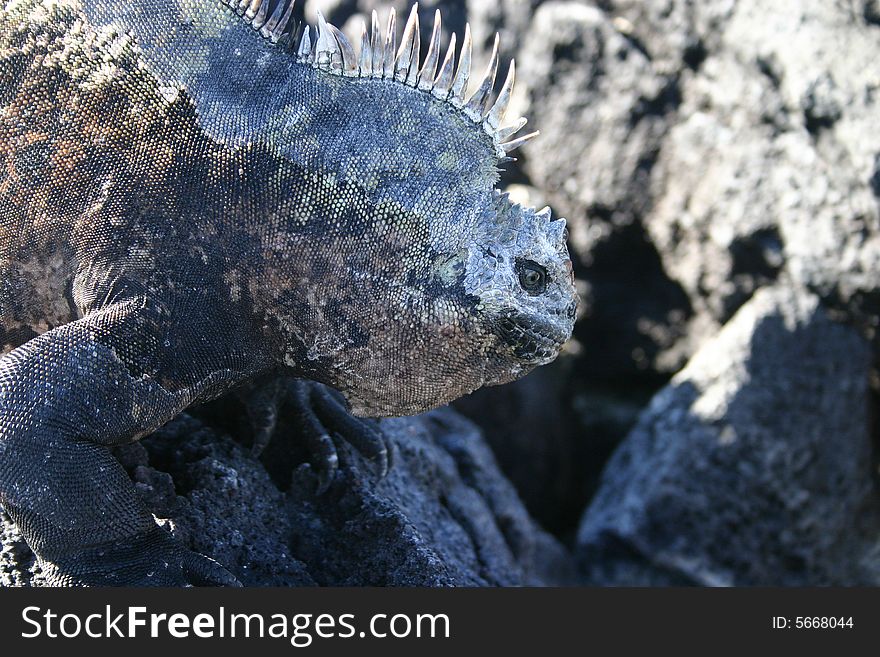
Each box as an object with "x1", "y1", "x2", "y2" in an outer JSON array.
[
  {"x1": 225, "y1": 1, "x2": 539, "y2": 155},
  {"x1": 0, "y1": 0, "x2": 577, "y2": 586}
]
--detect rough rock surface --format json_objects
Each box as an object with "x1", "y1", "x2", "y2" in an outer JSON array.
[
  {"x1": 1, "y1": 407, "x2": 573, "y2": 587},
  {"x1": 577, "y1": 283, "x2": 880, "y2": 586},
  {"x1": 645, "y1": 0, "x2": 880, "y2": 339}
]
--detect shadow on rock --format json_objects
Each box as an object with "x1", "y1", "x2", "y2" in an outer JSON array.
[{"x1": 577, "y1": 282, "x2": 880, "y2": 585}]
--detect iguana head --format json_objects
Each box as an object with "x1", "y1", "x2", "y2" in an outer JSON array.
[
  {"x1": 231, "y1": 2, "x2": 578, "y2": 416},
  {"x1": 466, "y1": 191, "x2": 577, "y2": 371}
]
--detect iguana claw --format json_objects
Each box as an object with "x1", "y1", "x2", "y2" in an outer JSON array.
[{"x1": 304, "y1": 429, "x2": 339, "y2": 495}]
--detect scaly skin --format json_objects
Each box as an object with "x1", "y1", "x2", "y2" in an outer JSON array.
[{"x1": 0, "y1": 0, "x2": 577, "y2": 586}]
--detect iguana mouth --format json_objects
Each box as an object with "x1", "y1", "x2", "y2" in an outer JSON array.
[{"x1": 494, "y1": 314, "x2": 567, "y2": 364}]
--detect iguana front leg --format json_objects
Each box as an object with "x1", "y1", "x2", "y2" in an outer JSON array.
[{"x1": 0, "y1": 297, "x2": 244, "y2": 586}]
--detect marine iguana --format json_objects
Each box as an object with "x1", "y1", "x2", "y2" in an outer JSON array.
[{"x1": 0, "y1": 0, "x2": 577, "y2": 586}]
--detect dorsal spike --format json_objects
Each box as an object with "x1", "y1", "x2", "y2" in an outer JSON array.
[
  {"x1": 536, "y1": 206, "x2": 553, "y2": 221},
  {"x1": 274, "y1": 18, "x2": 294, "y2": 49},
  {"x1": 383, "y1": 8, "x2": 397, "y2": 78},
  {"x1": 501, "y1": 130, "x2": 540, "y2": 153},
  {"x1": 405, "y1": 8, "x2": 421, "y2": 87},
  {"x1": 486, "y1": 59, "x2": 515, "y2": 128},
  {"x1": 314, "y1": 11, "x2": 340, "y2": 71},
  {"x1": 244, "y1": 0, "x2": 261, "y2": 20},
  {"x1": 418, "y1": 10, "x2": 442, "y2": 91},
  {"x1": 328, "y1": 24, "x2": 358, "y2": 76},
  {"x1": 220, "y1": 3, "x2": 536, "y2": 165},
  {"x1": 547, "y1": 217, "x2": 567, "y2": 244},
  {"x1": 252, "y1": 0, "x2": 271, "y2": 29},
  {"x1": 395, "y1": 4, "x2": 419, "y2": 82},
  {"x1": 464, "y1": 33, "x2": 499, "y2": 120},
  {"x1": 358, "y1": 20, "x2": 371, "y2": 76},
  {"x1": 297, "y1": 25, "x2": 312, "y2": 62},
  {"x1": 497, "y1": 117, "x2": 528, "y2": 141},
  {"x1": 224, "y1": 0, "x2": 243, "y2": 16},
  {"x1": 228, "y1": 1, "x2": 249, "y2": 16},
  {"x1": 432, "y1": 32, "x2": 456, "y2": 99},
  {"x1": 370, "y1": 10, "x2": 383, "y2": 76},
  {"x1": 261, "y1": 0, "x2": 296, "y2": 41},
  {"x1": 450, "y1": 23, "x2": 472, "y2": 107}
]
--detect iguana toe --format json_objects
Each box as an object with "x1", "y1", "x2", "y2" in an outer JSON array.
[
  {"x1": 311, "y1": 383, "x2": 391, "y2": 478},
  {"x1": 305, "y1": 430, "x2": 339, "y2": 495},
  {"x1": 234, "y1": 376, "x2": 284, "y2": 457},
  {"x1": 290, "y1": 380, "x2": 390, "y2": 489}
]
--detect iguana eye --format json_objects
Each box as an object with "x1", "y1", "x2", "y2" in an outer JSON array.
[{"x1": 517, "y1": 260, "x2": 548, "y2": 294}]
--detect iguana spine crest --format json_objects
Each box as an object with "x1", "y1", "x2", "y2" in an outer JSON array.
[{"x1": 222, "y1": 0, "x2": 538, "y2": 157}]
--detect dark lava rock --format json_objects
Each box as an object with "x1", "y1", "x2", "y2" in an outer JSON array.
[
  {"x1": 453, "y1": 361, "x2": 648, "y2": 538},
  {"x1": 2, "y1": 405, "x2": 573, "y2": 586},
  {"x1": 577, "y1": 283, "x2": 880, "y2": 586}
]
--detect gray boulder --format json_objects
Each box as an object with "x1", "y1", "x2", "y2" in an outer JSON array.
[
  {"x1": 646, "y1": 0, "x2": 880, "y2": 338},
  {"x1": 577, "y1": 283, "x2": 880, "y2": 586}
]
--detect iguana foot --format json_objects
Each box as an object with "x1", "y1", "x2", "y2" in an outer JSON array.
[
  {"x1": 288, "y1": 380, "x2": 391, "y2": 494},
  {"x1": 41, "y1": 529, "x2": 242, "y2": 587},
  {"x1": 240, "y1": 378, "x2": 391, "y2": 493}
]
